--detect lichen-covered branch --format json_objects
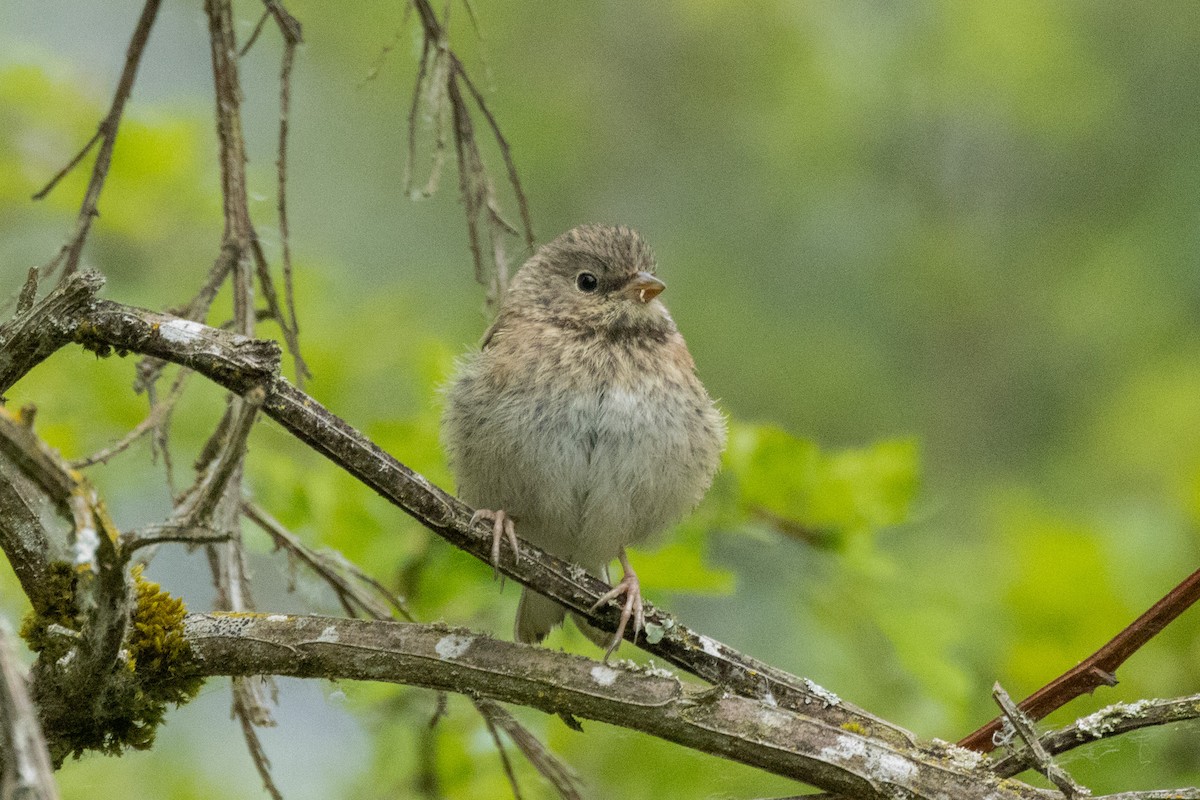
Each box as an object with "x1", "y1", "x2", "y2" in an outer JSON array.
[
  {"x1": 992, "y1": 693, "x2": 1200, "y2": 778},
  {"x1": 184, "y1": 613, "x2": 1052, "y2": 799}
]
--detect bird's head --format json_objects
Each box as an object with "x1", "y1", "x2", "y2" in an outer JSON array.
[{"x1": 502, "y1": 224, "x2": 673, "y2": 335}]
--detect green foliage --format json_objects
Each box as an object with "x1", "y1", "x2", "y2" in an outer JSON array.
[{"x1": 725, "y1": 422, "x2": 919, "y2": 553}]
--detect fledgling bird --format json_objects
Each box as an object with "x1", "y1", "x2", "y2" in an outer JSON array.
[{"x1": 442, "y1": 224, "x2": 726, "y2": 656}]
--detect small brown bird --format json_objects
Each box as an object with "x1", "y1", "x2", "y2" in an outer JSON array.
[{"x1": 442, "y1": 224, "x2": 725, "y2": 656}]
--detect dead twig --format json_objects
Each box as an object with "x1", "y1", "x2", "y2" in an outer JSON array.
[
  {"x1": 992, "y1": 683, "x2": 1087, "y2": 799},
  {"x1": 35, "y1": 0, "x2": 163, "y2": 282},
  {"x1": 242, "y1": 500, "x2": 414, "y2": 622}
]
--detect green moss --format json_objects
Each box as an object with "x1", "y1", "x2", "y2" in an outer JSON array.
[
  {"x1": 19, "y1": 561, "x2": 80, "y2": 659},
  {"x1": 126, "y1": 567, "x2": 204, "y2": 708},
  {"x1": 26, "y1": 565, "x2": 204, "y2": 762}
]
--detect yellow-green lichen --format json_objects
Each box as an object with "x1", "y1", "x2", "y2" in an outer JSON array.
[
  {"x1": 126, "y1": 567, "x2": 203, "y2": 703},
  {"x1": 24, "y1": 565, "x2": 204, "y2": 761},
  {"x1": 19, "y1": 561, "x2": 79, "y2": 658}
]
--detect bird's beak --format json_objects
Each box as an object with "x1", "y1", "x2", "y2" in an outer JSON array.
[{"x1": 626, "y1": 272, "x2": 666, "y2": 304}]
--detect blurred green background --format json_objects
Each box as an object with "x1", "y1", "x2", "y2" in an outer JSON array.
[{"x1": 2, "y1": 1, "x2": 1200, "y2": 797}]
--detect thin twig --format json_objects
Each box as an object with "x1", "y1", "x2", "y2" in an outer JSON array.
[
  {"x1": 242, "y1": 500, "x2": 414, "y2": 622},
  {"x1": 30, "y1": 129, "x2": 102, "y2": 201},
  {"x1": 476, "y1": 699, "x2": 525, "y2": 800},
  {"x1": 233, "y1": 684, "x2": 284, "y2": 800},
  {"x1": 38, "y1": 0, "x2": 163, "y2": 281},
  {"x1": 70, "y1": 367, "x2": 192, "y2": 469},
  {"x1": 404, "y1": 0, "x2": 533, "y2": 308},
  {"x1": 272, "y1": 3, "x2": 307, "y2": 388},
  {"x1": 16, "y1": 267, "x2": 40, "y2": 316},
  {"x1": 992, "y1": 683, "x2": 1086, "y2": 799},
  {"x1": 238, "y1": 9, "x2": 272, "y2": 57},
  {"x1": 473, "y1": 698, "x2": 582, "y2": 800},
  {"x1": 122, "y1": 524, "x2": 231, "y2": 555}
]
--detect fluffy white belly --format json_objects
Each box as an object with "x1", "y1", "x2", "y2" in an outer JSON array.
[{"x1": 461, "y1": 381, "x2": 701, "y2": 571}]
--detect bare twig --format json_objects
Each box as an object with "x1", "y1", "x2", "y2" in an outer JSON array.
[
  {"x1": 0, "y1": 619, "x2": 60, "y2": 800},
  {"x1": 233, "y1": 682, "x2": 284, "y2": 800},
  {"x1": 992, "y1": 683, "x2": 1086, "y2": 799},
  {"x1": 415, "y1": 694, "x2": 445, "y2": 799},
  {"x1": 242, "y1": 500, "x2": 414, "y2": 622},
  {"x1": 70, "y1": 366, "x2": 192, "y2": 469},
  {"x1": 473, "y1": 698, "x2": 582, "y2": 800},
  {"x1": 170, "y1": 388, "x2": 262, "y2": 527},
  {"x1": 476, "y1": 699, "x2": 525, "y2": 800},
  {"x1": 30, "y1": 129, "x2": 102, "y2": 201},
  {"x1": 35, "y1": 0, "x2": 163, "y2": 281},
  {"x1": 238, "y1": 9, "x2": 272, "y2": 57},
  {"x1": 404, "y1": 0, "x2": 534, "y2": 308},
  {"x1": 960, "y1": 565, "x2": 1200, "y2": 752},
  {"x1": 16, "y1": 268, "x2": 40, "y2": 316},
  {"x1": 122, "y1": 524, "x2": 231, "y2": 554},
  {"x1": 272, "y1": 2, "x2": 307, "y2": 388}
]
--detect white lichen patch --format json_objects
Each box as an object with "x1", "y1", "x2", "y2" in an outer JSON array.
[
  {"x1": 590, "y1": 665, "x2": 620, "y2": 686},
  {"x1": 72, "y1": 524, "x2": 99, "y2": 572},
  {"x1": 434, "y1": 634, "x2": 473, "y2": 660},
  {"x1": 803, "y1": 677, "x2": 841, "y2": 707},
  {"x1": 697, "y1": 635, "x2": 722, "y2": 657},
  {"x1": 641, "y1": 660, "x2": 676, "y2": 680},
  {"x1": 266, "y1": 614, "x2": 288, "y2": 622},
  {"x1": 1076, "y1": 699, "x2": 1152, "y2": 739},
  {"x1": 157, "y1": 318, "x2": 207, "y2": 345},
  {"x1": 316, "y1": 625, "x2": 339, "y2": 643},
  {"x1": 819, "y1": 734, "x2": 917, "y2": 786},
  {"x1": 928, "y1": 738, "x2": 986, "y2": 770}
]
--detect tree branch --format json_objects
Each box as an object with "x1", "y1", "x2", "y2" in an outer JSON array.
[{"x1": 184, "y1": 613, "x2": 1052, "y2": 799}]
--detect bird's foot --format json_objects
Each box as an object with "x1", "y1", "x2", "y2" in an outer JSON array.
[
  {"x1": 589, "y1": 551, "x2": 644, "y2": 660},
  {"x1": 470, "y1": 508, "x2": 518, "y2": 579}
]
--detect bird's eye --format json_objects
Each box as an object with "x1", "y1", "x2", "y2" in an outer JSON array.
[{"x1": 576, "y1": 272, "x2": 599, "y2": 292}]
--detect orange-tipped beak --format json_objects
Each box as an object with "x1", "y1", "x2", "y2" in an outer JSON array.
[{"x1": 626, "y1": 272, "x2": 666, "y2": 303}]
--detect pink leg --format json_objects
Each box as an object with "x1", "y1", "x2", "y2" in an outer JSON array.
[
  {"x1": 470, "y1": 508, "x2": 518, "y2": 579},
  {"x1": 589, "y1": 548, "x2": 644, "y2": 660}
]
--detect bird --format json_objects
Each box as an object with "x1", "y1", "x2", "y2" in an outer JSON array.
[{"x1": 441, "y1": 224, "x2": 726, "y2": 657}]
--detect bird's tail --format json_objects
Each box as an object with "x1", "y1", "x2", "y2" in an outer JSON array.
[{"x1": 515, "y1": 588, "x2": 567, "y2": 644}]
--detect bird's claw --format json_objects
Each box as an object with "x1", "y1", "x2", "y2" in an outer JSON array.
[
  {"x1": 470, "y1": 508, "x2": 518, "y2": 579},
  {"x1": 589, "y1": 570, "x2": 644, "y2": 661}
]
